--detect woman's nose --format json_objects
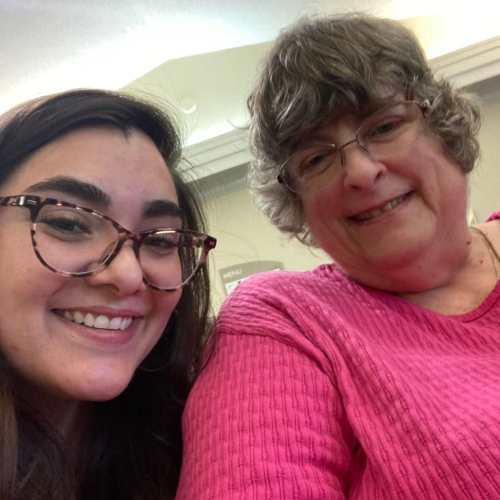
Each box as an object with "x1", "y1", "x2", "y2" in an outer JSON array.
[
  {"x1": 341, "y1": 143, "x2": 386, "y2": 191},
  {"x1": 85, "y1": 241, "x2": 146, "y2": 296}
]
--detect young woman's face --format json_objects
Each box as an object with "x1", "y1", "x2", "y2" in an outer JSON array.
[{"x1": 0, "y1": 127, "x2": 182, "y2": 406}]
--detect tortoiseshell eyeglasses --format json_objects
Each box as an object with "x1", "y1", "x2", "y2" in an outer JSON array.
[{"x1": 0, "y1": 194, "x2": 216, "y2": 291}]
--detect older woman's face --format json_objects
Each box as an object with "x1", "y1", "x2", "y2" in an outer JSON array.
[
  {"x1": 300, "y1": 108, "x2": 469, "y2": 290},
  {"x1": 0, "y1": 127, "x2": 182, "y2": 407}
]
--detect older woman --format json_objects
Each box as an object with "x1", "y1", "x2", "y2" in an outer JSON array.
[{"x1": 177, "y1": 14, "x2": 500, "y2": 500}]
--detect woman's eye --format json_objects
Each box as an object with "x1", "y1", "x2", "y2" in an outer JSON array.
[
  {"x1": 297, "y1": 150, "x2": 336, "y2": 177},
  {"x1": 143, "y1": 236, "x2": 178, "y2": 253},
  {"x1": 366, "y1": 119, "x2": 403, "y2": 139},
  {"x1": 41, "y1": 217, "x2": 91, "y2": 234}
]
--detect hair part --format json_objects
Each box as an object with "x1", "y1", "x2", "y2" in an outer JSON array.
[{"x1": 247, "y1": 13, "x2": 481, "y2": 244}]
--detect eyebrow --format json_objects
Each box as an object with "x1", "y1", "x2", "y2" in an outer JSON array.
[
  {"x1": 143, "y1": 199, "x2": 183, "y2": 219},
  {"x1": 25, "y1": 175, "x2": 183, "y2": 219},
  {"x1": 296, "y1": 99, "x2": 399, "y2": 150},
  {"x1": 292, "y1": 133, "x2": 336, "y2": 153},
  {"x1": 25, "y1": 176, "x2": 111, "y2": 208}
]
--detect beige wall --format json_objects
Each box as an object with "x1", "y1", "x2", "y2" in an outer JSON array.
[
  {"x1": 201, "y1": 77, "x2": 500, "y2": 311},
  {"x1": 470, "y1": 77, "x2": 500, "y2": 222},
  {"x1": 199, "y1": 171, "x2": 329, "y2": 310}
]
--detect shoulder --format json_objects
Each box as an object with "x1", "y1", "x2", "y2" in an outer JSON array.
[
  {"x1": 480, "y1": 211, "x2": 500, "y2": 251},
  {"x1": 217, "y1": 262, "x2": 389, "y2": 325},
  {"x1": 219, "y1": 263, "x2": 347, "y2": 316},
  {"x1": 486, "y1": 210, "x2": 500, "y2": 222},
  {"x1": 214, "y1": 262, "x2": 377, "y2": 354},
  {"x1": 206, "y1": 266, "x2": 348, "y2": 391}
]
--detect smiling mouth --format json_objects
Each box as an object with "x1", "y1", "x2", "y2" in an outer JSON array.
[
  {"x1": 349, "y1": 192, "x2": 412, "y2": 223},
  {"x1": 54, "y1": 310, "x2": 134, "y2": 331}
]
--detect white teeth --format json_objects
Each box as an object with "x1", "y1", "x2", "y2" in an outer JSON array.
[
  {"x1": 353, "y1": 194, "x2": 407, "y2": 222},
  {"x1": 60, "y1": 310, "x2": 134, "y2": 331},
  {"x1": 109, "y1": 317, "x2": 122, "y2": 329},
  {"x1": 94, "y1": 315, "x2": 110, "y2": 329},
  {"x1": 84, "y1": 313, "x2": 95, "y2": 327},
  {"x1": 74, "y1": 311, "x2": 85, "y2": 324},
  {"x1": 120, "y1": 318, "x2": 132, "y2": 330}
]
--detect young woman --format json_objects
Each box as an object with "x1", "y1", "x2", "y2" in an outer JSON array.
[{"x1": 0, "y1": 89, "x2": 216, "y2": 499}]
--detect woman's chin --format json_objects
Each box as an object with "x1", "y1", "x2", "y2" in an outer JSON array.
[
  {"x1": 82, "y1": 385, "x2": 129, "y2": 402},
  {"x1": 341, "y1": 243, "x2": 436, "y2": 291},
  {"x1": 69, "y1": 366, "x2": 137, "y2": 402}
]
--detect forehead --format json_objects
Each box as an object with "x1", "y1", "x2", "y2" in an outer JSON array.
[
  {"x1": 1, "y1": 127, "x2": 179, "y2": 205},
  {"x1": 294, "y1": 94, "x2": 402, "y2": 150}
]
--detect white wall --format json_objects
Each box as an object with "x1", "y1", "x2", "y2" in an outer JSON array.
[{"x1": 469, "y1": 76, "x2": 500, "y2": 222}]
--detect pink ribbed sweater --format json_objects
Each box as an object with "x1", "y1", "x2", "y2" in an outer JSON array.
[{"x1": 178, "y1": 214, "x2": 500, "y2": 499}]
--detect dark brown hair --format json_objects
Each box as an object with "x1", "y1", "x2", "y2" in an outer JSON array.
[{"x1": 0, "y1": 89, "x2": 212, "y2": 499}]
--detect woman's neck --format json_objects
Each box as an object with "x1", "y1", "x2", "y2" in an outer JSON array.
[{"x1": 400, "y1": 224, "x2": 499, "y2": 315}]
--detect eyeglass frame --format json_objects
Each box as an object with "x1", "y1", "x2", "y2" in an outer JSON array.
[
  {"x1": 0, "y1": 194, "x2": 217, "y2": 291},
  {"x1": 277, "y1": 99, "x2": 431, "y2": 194}
]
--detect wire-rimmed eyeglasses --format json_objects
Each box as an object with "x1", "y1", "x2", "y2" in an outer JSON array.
[
  {"x1": 0, "y1": 194, "x2": 217, "y2": 291},
  {"x1": 277, "y1": 100, "x2": 430, "y2": 194}
]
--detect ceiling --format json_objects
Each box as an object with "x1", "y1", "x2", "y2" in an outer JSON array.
[{"x1": 2, "y1": 0, "x2": 500, "y2": 165}]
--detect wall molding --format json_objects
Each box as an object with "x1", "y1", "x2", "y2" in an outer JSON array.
[
  {"x1": 430, "y1": 35, "x2": 500, "y2": 88},
  {"x1": 180, "y1": 128, "x2": 251, "y2": 182}
]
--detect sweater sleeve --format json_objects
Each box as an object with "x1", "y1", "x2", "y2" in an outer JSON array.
[
  {"x1": 486, "y1": 210, "x2": 500, "y2": 222},
  {"x1": 176, "y1": 275, "x2": 354, "y2": 499}
]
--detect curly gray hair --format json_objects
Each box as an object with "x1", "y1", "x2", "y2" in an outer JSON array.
[{"x1": 247, "y1": 13, "x2": 481, "y2": 245}]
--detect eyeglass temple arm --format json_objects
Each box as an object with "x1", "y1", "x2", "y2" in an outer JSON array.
[
  {"x1": 0, "y1": 195, "x2": 43, "y2": 219},
  {"x1": 204, "y1": 235, "x2": 217, "y2": 251}
]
